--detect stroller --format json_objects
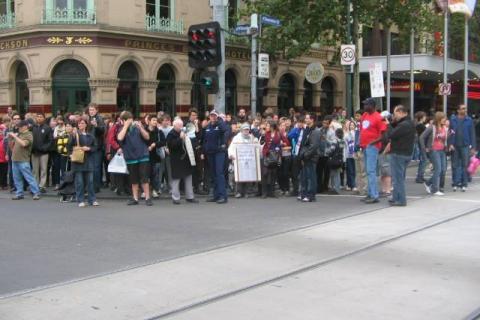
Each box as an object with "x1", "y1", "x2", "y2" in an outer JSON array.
[{"x1": 58, "y1": 163, "x2": 76, "y2": 203}]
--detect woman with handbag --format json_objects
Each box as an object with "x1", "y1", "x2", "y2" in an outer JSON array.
[
  {"x1": 68, "y1": 117, "x2": 98, "y2": 208},
  {"x1": 261, "y1": 121, "x2": 284, "y2": 198},
  {"x1": 277, "y1": 120, "x2": 292, "y2": 196}
]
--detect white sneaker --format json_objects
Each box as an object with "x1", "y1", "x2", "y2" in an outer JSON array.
[
  {"x1": 152, "y1": 190, "x2": 159, "y2": 199},
  {"x1": 434, "y1": 191, "x2": 445, "y2": 196},
  {"x1": 92, "y1": 201, "x2": 99, "y2": 206},
  {"x1": 453, "y1": 186, "x2": 457, "y2": 192},
  {"x1": 424, "y1": 182, "x2": 431, "y2": 194},
  {"x1": 461, "y1": 186, "x2": 467, "y2": 192},
  {"x1": 78, "y1": 202, "x2": 86, "y2": 208},
  {"x1": 141, "y1": 192, "x2": 146, "y2": 199}
]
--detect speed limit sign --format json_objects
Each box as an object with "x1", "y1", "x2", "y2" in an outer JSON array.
[{"x1": 341, "y1": 45, "x2": 356, "y2": 65}]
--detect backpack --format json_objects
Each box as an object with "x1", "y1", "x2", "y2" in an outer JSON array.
[{"x1": 327, "y1": 142, "x2": 343, "y2": 169}]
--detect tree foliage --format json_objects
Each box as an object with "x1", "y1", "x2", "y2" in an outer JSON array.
[{"x1": 241, "y1": 0, "x2": 439, "y2": 59}]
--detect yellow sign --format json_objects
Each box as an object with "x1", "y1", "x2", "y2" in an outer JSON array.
[{"x1": 46, "y1": 36, "x2": 93, "y2": 45}]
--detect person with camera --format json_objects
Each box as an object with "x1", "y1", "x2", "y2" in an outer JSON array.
[
  {"x1": 86, "y1": 104, "x2": 106, "y2": 192},
  {"x1": 117, "y1": 111, "x2": 152, "y2": 206},
  {"x1": 298, "y1": 113, "x2": 321, "y2": 202}
]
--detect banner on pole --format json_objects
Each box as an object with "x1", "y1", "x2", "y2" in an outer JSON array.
[
  {"x1": 449, "y1": 0, "x2": 477, "y2": 17},
  {"x1": 258, "y1": 53, "x2": 269, "y2": 79},
  {"x1": 369, "y1": 63, "x2": 385, "y2": 98}
]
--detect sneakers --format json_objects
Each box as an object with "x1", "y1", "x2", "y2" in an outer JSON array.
[
  {"x1": 433, "y1": 191, "x2": 445, "y2": 196},
  {"x1": 33, "y1": 194, "x2": 40, "y2": 200},
  {"x1": 152, "y1": 190, "x2": 159, "y2": 199},
  {"x1": 216, "y1": 198, "x2": 228, "y2": 204},
  {"x1": 92, "y1": 201, "x2": 100, "y2": 206},
  {"x1": 461, "y1": 186, "x2": 467, "y2": 192},
  {"x1": 127, "y1": 199, "x2": 139, "y2": 206},
  {"x1": 145, "y1": 198, "x2": 153, "y2": 206},
  {"x1": 140, "y1": 192, "x2": 145, "y2": 199},
  {"x1": 78, "y1": 202, "x2": 86, "y2": 208},
  {"x1": 186, "y1": 198, "x2": 199, "y2": 203},
  {"x1": 424, "y1": 182, "x2": 431, "y2": 194},
  {"x1": 12, "y1": 195, "x2": 24, "y2": 200},
  {"x1": 453, "y1": 186, "x2": 457, "y2": 192},
  {"x1": 364, "y1": 198, "x2": 380, "y2": 204}
]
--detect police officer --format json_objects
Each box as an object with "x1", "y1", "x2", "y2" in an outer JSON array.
[{"x1": 202, "y1": 110, "x2": 229, "y2": 204}]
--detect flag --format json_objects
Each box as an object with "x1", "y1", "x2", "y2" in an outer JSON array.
[{"x1": 448, "y1": 0, "x2": 477, "y2": 17}]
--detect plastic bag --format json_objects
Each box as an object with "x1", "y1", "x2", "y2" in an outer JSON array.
[{"x1": 108, "y1": 154, "x2": 129, "y2": 174}]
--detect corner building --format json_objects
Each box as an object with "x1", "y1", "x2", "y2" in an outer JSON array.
[{"x1": 0, "y1": 0, "x2": 345, "y2": 117}]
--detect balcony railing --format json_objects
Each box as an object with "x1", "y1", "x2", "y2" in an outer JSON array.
[
  {"x1": 0, "y1": 13, "x2": 15, "y2": 29},
  {"x1": 145, "y1": 15, "x2": 184, "y2": 34},
  {"x1": 42, "y1": 8, "x2": 96, "y2": 25}
]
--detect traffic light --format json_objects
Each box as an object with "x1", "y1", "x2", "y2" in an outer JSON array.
[
  {"x1": 200, "y1": 71, "x2": 219, "y2": 94},
  {"x1": 188, "y1": 22, "x2": 222, "y2": 69}
]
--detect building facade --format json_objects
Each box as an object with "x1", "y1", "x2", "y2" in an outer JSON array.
[{"x1": 0, "y1": 0, "x2": 345, "y2": 117}]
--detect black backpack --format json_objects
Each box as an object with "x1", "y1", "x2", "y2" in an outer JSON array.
[{"x1": 327, "y1": 143, "x2": 343, "y2": 169}]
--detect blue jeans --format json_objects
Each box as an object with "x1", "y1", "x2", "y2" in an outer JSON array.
[
  {"x1": 12, "y1": 161, "x2": 40, "y2": 197},
  {"x1": 452, "y1": 146, "x2": 470, "y2": 187},
  {"x1": 346, "y1": 158, "x2": 356, "y2": 189},
  {"x1": 364, "y1": 145, "x2": 379, "y2": 199},
  {"x1": 416, "y1": 143, "x2": 427, "y2": 181},
  {"x1": 92, "y1": 150, "x2": 103, "y2": 189},
  {"x1": 207, "y1": 152, "x2": 227, "y2": 200},
  {"x1": 301, "y1": 161, "x2": 317, "y2": 200},
  {"x1": 75, "y1": 171, "x2": 96, "y2": 204},
  {"x1": 390, "y1": 153, "x2": 411, "y2": 205},
  {"x1": 150, "y1": 162, "x2": 161, "y2": 191},
  {"x1": 428, "y1": 150, "x2": 447, "y2": 193},
  {"x1": 330, "y1": 168, "x2": 341, "y2": 193}
]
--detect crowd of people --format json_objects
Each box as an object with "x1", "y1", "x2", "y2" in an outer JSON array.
[{"x1": 0, "y1": 99, "x2": 477, "y2": 208}]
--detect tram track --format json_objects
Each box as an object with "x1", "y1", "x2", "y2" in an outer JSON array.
[{"x1": 146, "y1": 204, "x2": 480, "y2": 320}]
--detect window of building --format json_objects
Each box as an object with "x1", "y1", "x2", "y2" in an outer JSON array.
[
  {"x1": 0, "y1": 0, "x2": 14, "y2": 16},
  {"x1": 227, "y1": 0, "x2": 238, "y2": 29},
  {"x1": 146, "y1": 0, "x2": 171, "y2": 19},
  {"x1": 50, "y1": 0, "x2": 89, "y2": 10}
]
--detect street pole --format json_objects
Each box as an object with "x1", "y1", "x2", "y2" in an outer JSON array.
[
  {"x1": 409, "y1": 28, "x2": 415, "y2": 120},
  {"x1": 443, "y1": 10, "x2": 448, "y2": 114},
  {"x1": 251, "y1": 14, "x2": 258, "y2": 117},
  {"x1": 464, "y1": 15, "x2": 469, "y2": 111},
  {"x1": 346, "y1": 0, "x2": 352, "y2": 116},
  {"x1": 386, "y1": 27, "x2": 391, "y2": 112},
  {"x1": 213, "y1": 0, "x2": 226, "y2": 113}
]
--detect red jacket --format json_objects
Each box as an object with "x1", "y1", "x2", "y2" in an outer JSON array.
[
  {"x1": 262, "y1": 131, "x2": 288, "y2": 157},
  {"x1": 105, "y1": 123, "x2": 121, "y2": 155},
  {"x1": 0, "y1": 136, "x2": 7, "y2": 163}
]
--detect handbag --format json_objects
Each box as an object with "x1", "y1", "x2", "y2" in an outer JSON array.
[
  {"x1": 264, "y1": 150, "x2": 282, "y2": 168},
  {"x1": 70, "y1": 132, "x2": 85, "y2": 164}
]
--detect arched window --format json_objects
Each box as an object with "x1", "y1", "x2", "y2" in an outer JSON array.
[
  {"x1": 52, "y1": 59, "x2": 90, "y2": 114},
  {"x1": 156, "y1": 64, "x2": 176, "y2": 116},
  {"x1": 117, "y1": 61, "x2": 139, "y2": 116},
  {"x1": 15, "y1": 62, "x2": 29, "y2": 115},
  {"x1": 225, "y1": 69, "x2": 237, "y2": 115},
  {"x1": 277, "y1": 74, "x2": 295, "y2": 117},
  {"x1": 303, "y1": 80, "x2": 313, "y2": 111},
  {"x1": 321, "y1": 77, "x2": 335, "y2": 115}
]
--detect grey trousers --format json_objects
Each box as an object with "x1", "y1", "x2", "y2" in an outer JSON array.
[
  {"x1": 171, "y1": 174, "x2": 194, "y2": 201},
  {"x1": 31, "y1": 153, "x2": 49, "y2": 188}
]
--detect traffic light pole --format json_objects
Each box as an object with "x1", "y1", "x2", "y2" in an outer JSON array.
[
  {"x1": 213, "y1": 0, "x2": 226, "y2": 114},
  {"x1": 251, "y1": 32, "x2": 258, "y2": 117}
]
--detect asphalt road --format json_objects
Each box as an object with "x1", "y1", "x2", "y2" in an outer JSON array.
[{"x1": 0, "y1": 166, "x2": 465, "y2": 297}]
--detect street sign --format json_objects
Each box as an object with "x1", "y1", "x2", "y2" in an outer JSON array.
[
  {"x1": 439, "y1": 83, "x2": 452, "y2": 96},
  {"x1": 305, "y1": 62, "x2": 324, "y2": 84},
  {"x1": 341, "y1": 44, "x2": 356, "y2": 65},
  {"x1": 369, "y1": 63, "x2": 385, "y2": 98},
  {"x1": 234, "y1": 24, "x2": 250, "y2": 35},
  {"x1": 261, "y1": 15, "x2": 281, "y2": 27},
  {"x1": 258, "y1": 53, "x2": 269, "y2": 79}
]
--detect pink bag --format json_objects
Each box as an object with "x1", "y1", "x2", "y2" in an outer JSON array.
[{"x1": 467, "y1": 156, "x2": 480, "y2": 176}]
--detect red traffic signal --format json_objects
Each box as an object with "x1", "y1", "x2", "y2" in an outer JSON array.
[{"x1": 188, "y1": 22, "x2": 222, "y2": 69}]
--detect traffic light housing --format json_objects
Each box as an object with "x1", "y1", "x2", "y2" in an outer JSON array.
[
  {"x1": 200, "y1": 71, "x2": 219, "y2": 94},
  {"x1": 188, "y1": 22, "x2": 222, "y2": 69}
]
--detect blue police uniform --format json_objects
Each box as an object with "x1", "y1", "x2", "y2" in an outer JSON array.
[{"x1": 202, "y1": 118, "x2": 229, "y2": 202}]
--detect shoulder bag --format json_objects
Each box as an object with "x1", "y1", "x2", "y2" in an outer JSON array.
[{"x1": 70, "y1": 132, "x2": 85, "y2": 164}]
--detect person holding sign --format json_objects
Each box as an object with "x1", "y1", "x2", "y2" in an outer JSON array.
[{"x1": 228, "y1": 123, "x2": 261, "y2": 198}]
